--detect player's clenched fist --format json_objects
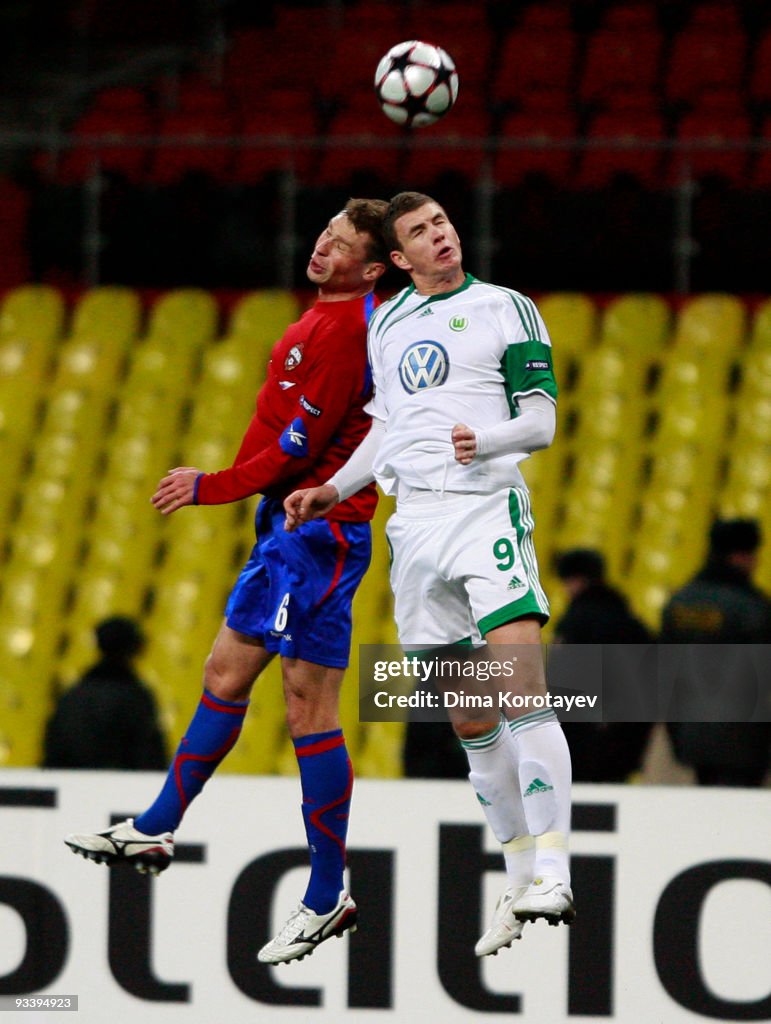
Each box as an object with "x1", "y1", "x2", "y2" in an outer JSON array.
[{"x1": 452, "y1": 423, "x2": 478, "y2": 464}]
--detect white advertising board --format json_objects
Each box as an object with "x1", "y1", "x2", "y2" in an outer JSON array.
[{"x1": 0, "y1": 770, "x2": 769, "y2": 1023}]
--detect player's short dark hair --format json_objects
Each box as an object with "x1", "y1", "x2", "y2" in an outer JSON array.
[
  {"x1": 555, "y1": 548, "x2": 606, "y2": 583},
  {"x1": 343, "y1": 197, "x2": 389, "y2": 264},
  {"x1": 383, "y1": 191, "x2": 436, "y2": 253},
  {"x1": 709, "y1": 518, "x2": 761, "y2": 557},
  {"x1": 95, "y1": 616, "x2": 145, "y2": 661}
]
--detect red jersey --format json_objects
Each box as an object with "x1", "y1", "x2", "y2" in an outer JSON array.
[{"x1": 196, "y1": 293, "x2": 378, "y2": 521}]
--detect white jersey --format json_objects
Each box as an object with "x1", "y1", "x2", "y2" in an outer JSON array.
[{"x1": 366, "y1": 274, "x2": 557, "y2": 497}]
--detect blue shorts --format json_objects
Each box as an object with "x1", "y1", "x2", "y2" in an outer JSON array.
[{"x1": 225, "y1": 498, "x2": 372, "y2": 668}]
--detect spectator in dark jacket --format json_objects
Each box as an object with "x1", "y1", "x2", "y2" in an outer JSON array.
[
  {"x1": 43, "y1": 617, "x2": 167, "y2": 770},
  {"x1": 554, "y1": 548, "x2": 653, "y2": 782},
  {"x1": 660, "y1": 519, "x2": 771, "y2": 787}
]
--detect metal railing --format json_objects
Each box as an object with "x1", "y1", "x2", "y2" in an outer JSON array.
[{"x1": 2, "y1": 130, "x2": 768, "y2": 292}]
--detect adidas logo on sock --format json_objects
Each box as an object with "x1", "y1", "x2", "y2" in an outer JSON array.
[
  {"x1": 523, "y1": 777, "x2": 554, "y2": 797},
  {"x1": 475, "y1": 792, "x2": 492, "y2": 807}
]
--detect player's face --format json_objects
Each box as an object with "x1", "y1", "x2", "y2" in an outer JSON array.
[
  {"x1": 307, "y1": 213, "x2": 376, "y2": 292},
  {"x1": 391, "y1": 201, "x2": 463, "y2": 281}
]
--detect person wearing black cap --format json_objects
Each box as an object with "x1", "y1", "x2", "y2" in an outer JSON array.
[
  {"x1": 661, "y1": 519, "x2": 771, "y2": 786},
  {"x1": 553, "y1": 548, "x2": 653, "y2": 782},
  {"x1": 43, "y1": 617, "x2": 167, "y2": 770}
]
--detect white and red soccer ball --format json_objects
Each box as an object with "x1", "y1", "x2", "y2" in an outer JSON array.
[{"x1": 374, "y1": 40, "x2": 459, "y2": 127}]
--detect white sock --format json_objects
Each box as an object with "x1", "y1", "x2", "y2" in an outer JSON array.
[
  {"x1": 509, "y1": 711, "x2": 572, "y2": 884},
  {"x1": 461, "y1": 718, "x2": 534, "y2": 888}
]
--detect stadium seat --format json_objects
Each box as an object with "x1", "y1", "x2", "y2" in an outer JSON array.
[
  {"x1": 492, "y1": 29, "x2": 577, "y2": 106},
  {"x1": 749, "y1": 116, "x2": 771, "y2": 189},
  {"x1": 579, "y1": 29, "x2": 662, "y2": 108},
  {"x1": 151, "y1": 107, "x2": 236, "y2": 185},
  {"x1": 233, "y1": 108, "x2": 318, "y2": 184},
  {"x1": 687, "y1": 2, "x2": 743, "y2": 32},
  {"x1": 749, "y1": 28, "x2": 771, "y2": 108},
  {"x1": 70, "y1": 286, "x2": 142, "y2": 344},
  {"x1": 599, "y1": 293, "x2": 671, "y2": 357},
  {"x1": 669, "y1": 103, "x2": 751, "y2": 187},
  {"x1": 401, "y1": 112, "x2": 492, "y2": 184},
  {"x1": 601, "y1": 3, "x2": 659, "y2": 31},
  {"x1": 671, "y1": 293, "x2": 746, "y2": 365},
  {"x1": 226, "y1": 289, "x2": 300, "y2": 357},
  {"x1": 665, "y1": 28, "x2": 746, "y2": 106},
  {"x1": 0, "y1": 284, "x2": 64, "y2": 345},
  {"x1": 145, "y1": 288, "x2": 219, "y2": 346},
  {"x1": 749, "y1": 299, "x2": 771, "y2": 350},
  {"x1": 538, "y1": 293, "x2": 597, "y2": 387},
  {"x1": 519, "y1": 3, "x2": 573, "y2": 31},
  {"x1": 576, "y1": 110, "x2": 665, "y2": 189},
  {"x1": 59, "y1": 88, "x2": 151, "y2": 184},
  {"x1": 318, "y1": 105, "x2": 404, "y2": 185},
  {"x1": 494, "y1": 110, "x2": 578, "y2": 186}
]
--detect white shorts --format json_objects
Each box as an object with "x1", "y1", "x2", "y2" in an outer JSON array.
[{"x1": 385, "y1": 487, "x2": 550, "y2": 648}]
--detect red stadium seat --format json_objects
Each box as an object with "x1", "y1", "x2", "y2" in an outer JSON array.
[
  {"x1": 687, "y1": 2, "x2": 743, "y2": 33},
  {"x1": 749, "y1": 28, "x2": 771, "y2": 107},
  {"x1": 493, "y1": 30, "x2": 577, "y2": 107},
  {"x1": 601, "y1": 4, "x2": 659, "y2": 31},
  {"x1": 400, "y1": 110, "x2": 492, "y2": 185},
  {"x1": 576, "y1": 110, "x2": 665, "y2": 188},
  {"x1": 322, "y1": 34, "x2": 403, "y2": 102},
  {"x1": 59, "y1": 87, "x2": 151, "y2": 183},
  {"x1": 669, "y1": 103, "x2": 751, "y2": 186},
  {"x1": 749, "y1": 116, "x2": 771, "y2": 189},
  {"x1": 579, "y1": 29, "x2": 663, "y2": 107},
  {"x1": 233, "y1": 109, "x2": 318, "y2": 184},
  {"x1": 150, "y1": 108, "x2": 236, "y2": 184},
  {"x1": 494, "y1": 110, "x2": 577, "y2": 187},
  {"x1": 318, "y1": 103, "x2": 404, "y2": 185},
  {"x1": 665, "y1": 29, "x2": 746, "y2": 106},
  {"x1": 519, "y1": 3, "x2": 573, "y2": 31}
]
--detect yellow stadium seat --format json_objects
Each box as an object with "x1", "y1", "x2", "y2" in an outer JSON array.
[
  {"x1": 122, "y1": 339, "x2": 199, "y2": 399},
  {"x1": 723, "y1": 448, "x2": 771, "y2": 492},
  {"x1": 112, "y1": 387, "x2": 182, "y2": 441},
  {"x1": 672, "y1": 294, "x2": 746, "y2": 365},
  {"x1": 653, "y1": 389, "x2": 729, "y2": 447},
  {"x1": 732, "y1": 395, "x2": 771, "y2": 444},
  {"x1": 539, "y1": 293, "x2": 597, "y2": 356},
  {"x1": 600, "y1": 293, "x2": 671, "y2": 357},
  {"x1": 146, "y1": 289, "x2": 218, "y2": 347},
  {"x1": 200, "y1": 339, "x2": 265, "y2": 398},
  {"x1": 0, "y1": 285, "x2": 64, "y2": 345},
  {"x1": 101, "y1": 432, "x2": 174, "y2": 486},
  {"x1": 574, "y1": 345, "x2": 645, "y2": 399},
  {"x1": 749, "y1": 298, "x2": 771, "y2": 350},
  {"x1": 71, "y1": 286, "x2": 142, "y2": 344},
  {"x1": 227, "y1": 289, "x2": 300, "y2": 344}
]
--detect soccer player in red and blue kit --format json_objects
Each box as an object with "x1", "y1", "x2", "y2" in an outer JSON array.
[{"x1": 65, "y1": 198, "x2": 388, "y2": 964}]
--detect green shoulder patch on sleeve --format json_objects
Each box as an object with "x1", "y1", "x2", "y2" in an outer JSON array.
[{"x1": 501, "y1": 339, "x2": 558, "y2": 408}]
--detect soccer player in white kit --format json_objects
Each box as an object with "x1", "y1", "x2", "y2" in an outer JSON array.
[{"x1": 285, "y1": 192, "x2": 574, "y2": 956}]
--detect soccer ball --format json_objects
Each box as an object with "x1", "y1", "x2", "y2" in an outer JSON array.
[{"x1": 374, "y1": 40, "x2": 459, "y2": 128}]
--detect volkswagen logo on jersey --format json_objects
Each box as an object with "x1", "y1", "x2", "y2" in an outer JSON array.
[{"x1": 398, "y1": 341, "x2": 450, "y2": 394}]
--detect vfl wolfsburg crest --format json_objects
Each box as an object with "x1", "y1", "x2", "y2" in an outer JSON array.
[
  {"x1": 449, "y1": 315, "x2": 468, "y2": 332},
  {"x1": 399, "y1": 340, "x2": 450, "y2": 393}
]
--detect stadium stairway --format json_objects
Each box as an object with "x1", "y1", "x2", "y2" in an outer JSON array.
[{"x1": 0, "y1": 287, "x2": 769, "y2": 770}]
